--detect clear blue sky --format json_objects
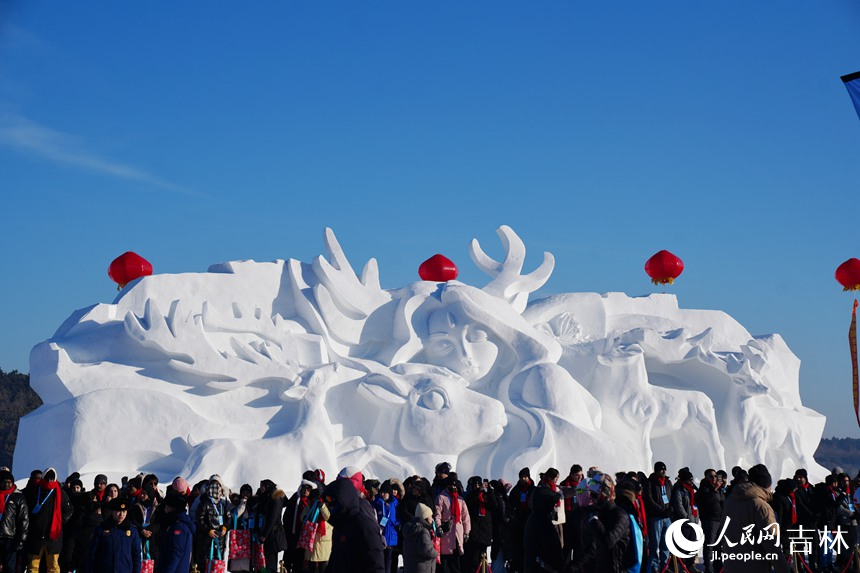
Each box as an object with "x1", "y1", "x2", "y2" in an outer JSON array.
[{"x1": 1, "y1": 1, "x2": 859, "y2": 436}]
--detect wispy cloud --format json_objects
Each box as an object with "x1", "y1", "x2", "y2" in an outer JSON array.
[{"x1": 0, "y1": 112, "x2": 204, "y2": 197}]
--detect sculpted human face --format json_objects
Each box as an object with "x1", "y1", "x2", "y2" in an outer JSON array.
[{"x1": 424, "y1": 307, "x2": 499, "y2": 382}]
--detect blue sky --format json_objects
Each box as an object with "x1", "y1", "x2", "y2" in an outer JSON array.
[{"x1": 1, "y1": 1, "x2": 859, "y2": 436}]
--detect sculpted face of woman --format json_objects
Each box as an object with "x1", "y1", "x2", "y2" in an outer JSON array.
[{"x1": 423, "y1": 306, "x2": 499, "y2": 383}]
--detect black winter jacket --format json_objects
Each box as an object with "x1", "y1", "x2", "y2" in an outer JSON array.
[
  {"x1": 24, "y1": 482, "x2": 73, "y2": 554},
  {"x1": 523, "y1": 487, "x2": 563, "y2": 573},
  {"x1": 259, "y1": 488, "x2": 288, "y2": 553},
  {"x1": 642, "y1": 474, "x2": 673, "y2": 520},
  {"x1": 0, "y1": 488, "x2": 29, "y2": 543},
  {"x1": 325, "y1": 479, "x2": 385, "y2": 573},
  {"x1": 465, "y1": 488, "x2": 496, "y2": 546},
  {"x1": 570, "y1": 501, "x2": 630, "y2": 573},
  {"x1": 697, "y1": 479, "x2": 725, "y2": 522}
]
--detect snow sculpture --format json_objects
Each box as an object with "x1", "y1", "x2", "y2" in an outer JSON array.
[{"x1": 16, "y1": 226, "x2": 827, "y2": 488}]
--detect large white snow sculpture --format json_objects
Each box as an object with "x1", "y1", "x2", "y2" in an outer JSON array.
[{"x1": 16, "y1": 226, "x2": 826, "y2": 488}]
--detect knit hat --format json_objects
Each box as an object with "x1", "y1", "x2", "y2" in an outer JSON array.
[
  {"x1": 435, "y1": 462, "x2": 452, "y2": 475},
  {"x1": 415, "y1": 503, "x2": 433, "y2": 521},
  {"x1": 0, "y1": 470, "x2": 13, "y2": 483},
  {"x1": 678, "y1": 467, "x2": 694, "y2": 482},
  {"x1": 172, "y1": 477, "x2": 190, "y2": 495},
  {"x1": 314, "y1": 469, "x2": 326, "y2": 484},
  {"x1": 654, "y1": 461, "x2": 667, "y2": 472},
  {"x1": 518, "y1": 467, "x2": 531, "y2": 480},
  {"x1": 794, "y1": 469, "x2": 808, "y2": 479},
  {"x1": 748, "y1": 464, "x2": 772, "y2": 489},
  {"x1": 95, "y1": 474, "x2": 108, "y2": 486},
  {"x1": 338, "y1": 467, "x2": 365, "y2": 495}
]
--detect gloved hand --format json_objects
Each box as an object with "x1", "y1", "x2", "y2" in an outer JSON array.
[
  {"x1": 441, "y1": 520, "x2": 451, "y2": 533},
  {"x1": 464, "y1": 534, "x2": 469, "y2": 544}
]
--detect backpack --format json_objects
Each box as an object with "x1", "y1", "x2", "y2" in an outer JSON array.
[{"x1": 623, "y1": 512, "x2": 644, "y2": 573}]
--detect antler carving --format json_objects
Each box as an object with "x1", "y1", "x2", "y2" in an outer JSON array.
[{"x1": 469, "y1": 225, "x2": 554, "y2": 313}]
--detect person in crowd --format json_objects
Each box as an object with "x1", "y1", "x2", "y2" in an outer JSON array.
[
  {"x1": 569, "y1": 474, "x2": 630, "y2": 573},
  {"x1": 671, "y1": 467, "x2": 698, "y2": 571},
  {"x1": 402, "y1": 502, "x2": 438, "y2": 573},
  {"x1": 257, "y1": 478, "x2": 288, "y2": 573},
  {"x1": 463, "y1": 476, "x2": 495, "y2": 573},
  {"x1": 523, "y1": 473, "x2": 563, "y2": 573},
  {"x1": 87, "y1": 497, "x2": 142, "y2": 573},
  {"x1": 193, "y1": 474, "x2": 230, "y2": 570},
  {"x1": 91, "y1": 475, "x2": 108, "y2": 503},
  {"x1": 722, "y1": 464, "x2": 788, "y2": 573},
  {"x1": 642, "y1": 461, "x2": 672, "y2": 573},
  {"x1": 373, "y1": 481, "x2": 400, "y2": 573},
  {"x1": 560, "y1": 465, "x2": 584, "y2": 547},
  {"x1": 435, "y1": 473, "x2": 471, "y2": 573},
  {"x1": 301, "y1": 487, "x2": 333, "y2": 573},
  {"x1": 0, "y1": 469, "x2": 28, "y2": 573},
  {"x1": 792, "y1": 468, "x2": 818, "y2": 569},
  {"x1": 488, "y1": 479, "x2": 510, "y2": 573},
  {"x1": 24, "y1": 467, "x2": 73, "y2": 573},
  {"x1": 697, "y1": 468, "x2": 725, "y2": 573},
  {"x1": 153, "y1": 494, "x2": 193, "y2": 573},
  {"x1": 400, "y1": 477, "x2": 435, "y2": 524},
  {"x1": 324, "y1": 477, "x2": 385, "y2": 573},
  {"x1": 432, "y1": 463, "x2": 453, "y2": 499},
  {"x1": 507, "y1": 467, "x2": 534, "y2": 573},
  {"x1": 615, "y1": 478, "x2": 645, "y2": 573},
  {"x1": 283, "y1": 476, "x2": 318, "y2": 573}
]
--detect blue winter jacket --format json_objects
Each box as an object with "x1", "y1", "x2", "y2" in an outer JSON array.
[
  {"x1": 373, "y1": 495, "x2": 400, "y2": 547},
  {"x1": 88, "y1": 518, "x2": 142, "y2": 573},
  {"x1": 154, "y1": 512, "x2": 194, "y2": 573}
]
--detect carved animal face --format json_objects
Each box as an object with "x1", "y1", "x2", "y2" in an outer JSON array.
[{"x1": 356, "y1": 366, "x2": 506, "y2": 454}]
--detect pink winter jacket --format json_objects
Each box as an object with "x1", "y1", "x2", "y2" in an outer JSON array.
[{"x1": 434, "y1": 492, "x2": 471, "y2": 555}]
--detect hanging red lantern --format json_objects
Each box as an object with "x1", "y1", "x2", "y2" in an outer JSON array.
[
  {"x1": 108, "y1": 251, "x2": 153, "y2": 289},
  {"x1": 645, "y1": 250, "x2": 684, "y2": 285},
  {"x1": 419, "y1": 254, "x2": 458, "y2": 282},
  {"x1": 836, "y1": 258, "x2": 860, "y2": 291}
]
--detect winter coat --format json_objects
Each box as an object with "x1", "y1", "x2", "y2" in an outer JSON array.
[
  {"x1": 283, "y1": 491, "x2": 314, "y2": 548},
  {"x1": 794, "y1": 483, "x2": 816, "y2": 527},
  {"x1": 522, "y1": 486, "x2": 563, "y2": 573},
  {"x1": 434, "y1": 491, "x2": 471, "y2": 555},
  {"x1": 722, "y1": 482, "x2": 788, "y2": 573},
  {"x1": 402, "y1": 517, "x2": 438, "y2": 573},
  {"x1": 88, "y1": 517, "x2": 142, "y2": 573},
  {"x1": 642, "y1": 474, "x2": 673, "y2": 520},
  {"x1": 697, "y1": 479, "x2": 725, "y2": 523},
  {"x1": 24, "y1": 482, "x2": 73, "y2": 554},
  {"x1": 259, "y1": 488, "x2": 288, "y2": 553},
  {"x1": 301, "y1": 499, "x2": 334, "y2": 563},
  {"x1": 154, "y1": 512, "x2": 193, "y2": 573},
  {"x1": 464, "y1": 488, "x2": 495, "y2": 547},
  {"x1": 671, "y1": 482, "x2": 696, "y2": 523},
  {"x1": 569, "y1": 501, "x2": 630, "y2": 573},
  {"x1": 372, "y1": 495, "x2": 400, "y2": 547},
  {"x1": 0, "y1": 488, "x2": 29, "y2": 542},
  {"x1": 398, "y1": 485, "x2": 435, "y2": 524},
  {"x1": 325, "y1": 479, "x2": 385, "y2": 573}
]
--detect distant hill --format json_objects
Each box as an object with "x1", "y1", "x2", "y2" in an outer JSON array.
[
  {"x1": 0, "y1": 369, "x2": 42, "y2": 469},
  {"x1": 814, "y1": 437, "x2": 860, "y2": 477}
]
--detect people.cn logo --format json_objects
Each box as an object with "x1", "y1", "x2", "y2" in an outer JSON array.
[{"x1": 666, "y1": 519, "x2": 705, "y2": 558}]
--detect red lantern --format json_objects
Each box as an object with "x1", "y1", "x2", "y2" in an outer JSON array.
[
  {"x1": 836, "y1": 258, "x2": 860, "y2": 291},
  {"x1": 108, "y1": 251, "x2": 153, "y2": 289},
  {"x1": 645, "y1": 250, "x2": 684, "y2": 285},
  {"x1": 419, "y1": 254, "x2": 458, "y2": 282}
]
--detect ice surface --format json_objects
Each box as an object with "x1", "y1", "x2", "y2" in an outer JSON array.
[{"x1": 16, "y1": 226, "x2": 826, "y2": 487}]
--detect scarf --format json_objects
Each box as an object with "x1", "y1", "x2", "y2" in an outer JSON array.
[
  {"x1": 635, "y1": 493, "x2": 648, "y2": 537},
  {"x1": 788, "y1": 492, "x2": 798, "y2": 524},
  {"x1": 799, "y1": 482, "x2": 811, "y2": 491},
  {"x1": 36, "y1": 479, "x2": 64, "y2": 540},
  {"x1": 0, "y1": 485, "x2": 15, "y2": 514},
  {"x1": 449, "y1": 491, "x2": 461, "y2": 523},
  {"x1": 293, "y1": 496, "x2": 308, "y2": 533},
  {"x1": 96, "y1": 490, "x2": 105, "y2": 502},
  {"x1": 477, "y1": 492, "x2": 487, "y2": 517},
  {"x1": 681, "y1": 483, "x2": 697, "y2": 518},
  {"x1": 561, "y1": 478, "x2": 579, "y2": 512}
]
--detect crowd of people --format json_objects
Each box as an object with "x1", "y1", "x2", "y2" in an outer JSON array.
[{"x1": 0, "y1": 460, "x2": 857, "y2": 573}]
